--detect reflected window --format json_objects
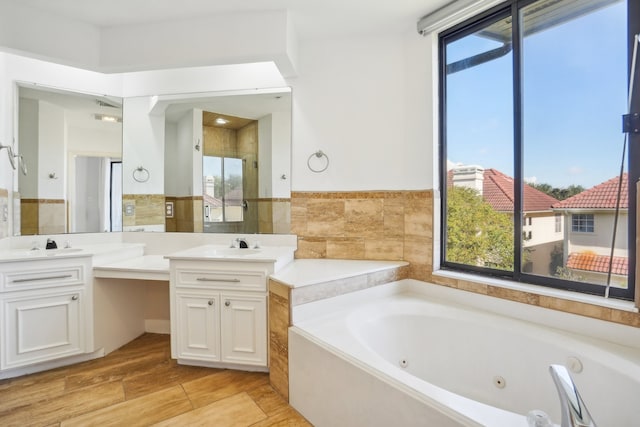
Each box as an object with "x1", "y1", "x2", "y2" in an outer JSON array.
[{"x1": 203, "y1": 156, "x2": 244, "y2": 223}]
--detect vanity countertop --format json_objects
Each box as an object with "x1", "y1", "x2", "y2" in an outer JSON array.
[
  {"x1": 165, "y1": 245, "x2": 296, "y2": 272},
  {"x1": 93, "y1": 255, "x2": 169, "y2": 281},
  {"x1": 0, "y1": 243, "x2": 145, "y2": 263},
  {"x1": 270, "y1": 259, "x2": 409, "y2": 288}
]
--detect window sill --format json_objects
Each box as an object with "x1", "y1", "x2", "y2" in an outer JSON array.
[{"x1": 432, "y1": 270, "x2": 639, "y2": 313}]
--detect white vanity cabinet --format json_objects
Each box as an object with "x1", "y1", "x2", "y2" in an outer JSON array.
[
  {"x1": 170, "y1": 260, "x2": 269, "y2": 371},
  {"x1": 0, "y1": 256, "x2": 93, "y2": 370}
]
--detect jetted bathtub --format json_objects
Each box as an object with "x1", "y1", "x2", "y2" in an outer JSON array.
[{"x1": 289, "y1": 279, "x2": 640, "y2": 426}]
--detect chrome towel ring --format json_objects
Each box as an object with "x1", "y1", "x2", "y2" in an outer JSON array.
[
  {"x1": 133, "y1": 166, "x2": 150, "y2": 183},
  {"x1": 307, "y1": 150, "x2": 329, "y2": 173}
]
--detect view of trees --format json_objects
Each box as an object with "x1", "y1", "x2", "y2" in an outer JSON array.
[
  {"x1": 529, "y1": 183, "x2": 585, "y2": 201},
  {"x1": 446, "y1": 187, "x2": 514, "y2": 270}
]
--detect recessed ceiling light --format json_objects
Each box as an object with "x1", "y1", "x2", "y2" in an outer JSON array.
[
  {"x1": 94, "y1": 113, "x2": 122, "y2": 123},
  {"x1": 215, "y1": 117, "x2": 230, "y2": 125}
]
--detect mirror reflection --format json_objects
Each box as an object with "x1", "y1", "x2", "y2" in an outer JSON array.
[
  {"x1": 15, "y1": 86, "x2": 292, "y2": 236},
  {"x1": 157, "y1": 88, "x2": 292, "y2": 234},
  {"x1": 16, "y1": 84, "x2": 123, "y2": 235}
]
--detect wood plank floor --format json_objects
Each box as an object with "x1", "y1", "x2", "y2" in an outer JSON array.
[{"x1": 0, "y1": 333, "x2": 311, "y2": 427}]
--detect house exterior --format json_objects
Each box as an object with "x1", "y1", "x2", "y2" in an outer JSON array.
[
  {"x1": 552, "y1": 174, "x2": 628, "y2": 287},
  {"x1": 451, "y1": 165, "x2": 563, "y2": 275}
]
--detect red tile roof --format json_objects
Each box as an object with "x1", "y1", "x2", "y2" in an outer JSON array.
[
  {"x1": 482, "y1": 169, "x2": 559, "y2": 212},
  {"x1": 552, "y1": 174, "x2": 628, "y2": 210},
  {"x1": 566, "y1": 252, "x2": 628, "y2": 276},
  {"x1": 448, "y1": 168, "x2": 559, "y2": 212}
]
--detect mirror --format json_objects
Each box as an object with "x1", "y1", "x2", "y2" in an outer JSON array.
[
  {"x1": 122, "y1": 88, "x2": 292, "y2": 234},
  {"x1": 14, "y1": 85, "x2": 292, "y2": 236},
  {"x1": 16, "y1": 84, "x2": 123, "y2": 235}
]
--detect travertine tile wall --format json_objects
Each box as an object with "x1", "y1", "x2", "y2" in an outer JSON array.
[
  {"x1": 123, "y1": 194, "x2": 165, "y2": 229},
  {"x1": 268, "y1": 280, "x2": 291, "y2": 401},
  {"x1": 257, "y1": 198, "x2": 291, "y2": 234},
  {"x1": 291, "y1": 190, "x2": 432, "y2": 281},
  {"x1": 290, "y1": 189, "x2": 640, "y2": 328},
  {"x1": 20, "y1": 199, "x2": 38, "y2": 235},
  {"x1": 20, "y1": 198, "x2": 65, "y2": 235},
  {"x1": 165, "y1": 196, "x2": 203, "y2": 232}
]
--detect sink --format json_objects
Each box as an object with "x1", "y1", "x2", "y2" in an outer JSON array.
[{"x1": 43, "y1": 248, "x2": 84, "y2": 256}]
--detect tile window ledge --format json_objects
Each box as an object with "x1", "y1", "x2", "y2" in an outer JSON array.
[{"x1": 432, "y1": 270, "x2": 638, "y2": 314}]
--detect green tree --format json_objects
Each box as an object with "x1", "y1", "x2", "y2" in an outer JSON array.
[
  {"x1": 446, "y1": 187, "x2": 514, "y2": 270},
  {"x1": 531, "y1": 182, "x2": 584, "y2": 201}
]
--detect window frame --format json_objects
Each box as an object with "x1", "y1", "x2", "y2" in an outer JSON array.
[
  {"x1": 203, "y1": 155, "x2": 245, "y2": 224},
  {"x1": 438, "y1": 0, "x2": 638, "y2": 300},
  {"x1": 571, "y1": 214, "x2": 595, "y2": 233}
]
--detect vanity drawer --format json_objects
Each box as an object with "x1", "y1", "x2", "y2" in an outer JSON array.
[
  {"x1": 175, "y1": 269, "x2": 266, "y2": 291},
  {"x1": 0, "y1": 264, "x2": 86, "y2": 292}
]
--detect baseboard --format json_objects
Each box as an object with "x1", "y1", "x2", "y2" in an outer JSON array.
[{"x1": 145, "y1": 319, "x2": 171, "y2": 334}]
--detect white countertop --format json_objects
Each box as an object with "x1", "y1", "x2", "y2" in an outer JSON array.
[
  {"x1": 0, "y1": 243, "x2": 145, "y2": 263},
  {"x1": 270, "y1": 259, "x2": 408, "y2": 288},
  {"x1": 93, "y1": 255, "x2": 170, "y2": 281},
  {"x1": 164, "y1": 244, "x2": 296, "y2": 262},
  {"x1": 165, "y1": 244, "x2": 296, "y2": 273}
]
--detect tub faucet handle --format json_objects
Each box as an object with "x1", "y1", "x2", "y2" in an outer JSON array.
[{"x1": 549, "y1": 365, "x2": 597, "y2": 427}]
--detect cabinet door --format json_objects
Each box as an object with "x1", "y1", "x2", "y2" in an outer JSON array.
[
  {"x1": 220, "y1": 294, "x2": 267, "y2": 366},
  {"x1": 3, "y1": 290, "x2": 84, "y2": 369},
  {"x1": 176, "y1": 294, "x2": 220, "y2": 362}
]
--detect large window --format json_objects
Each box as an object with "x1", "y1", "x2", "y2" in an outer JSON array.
[{"x1": 440, "y1": 0, "x2": 638, "y2": 299}]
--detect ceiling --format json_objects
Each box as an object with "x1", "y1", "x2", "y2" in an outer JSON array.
[
  {"x1": 14, "y1": 0, "x2": 448, "y2": 39},
  {"x1": 19, "y1": 84, "x2": 291, "y2": 132},
  {"x1": 19, "y1": 85, "x2": 123, "y2": 131}
]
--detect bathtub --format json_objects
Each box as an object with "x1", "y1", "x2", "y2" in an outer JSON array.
[{"x1": 289, "y1": 279, "x2": 640, "y2": 427}]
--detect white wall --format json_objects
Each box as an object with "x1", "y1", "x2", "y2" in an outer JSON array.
[
  {"x1": 37, "y1": 101, "x2": 65, "y2": 200},
  {"x1": 258, "y1": 115, "x2": 273, "y2": 198},
  {"x1": 288, "y1": 32, "x2": 433, "y2": 191},
  {"x1": 0, "y1": 2, "x2": 101, "y2": 69},
  {"x1": 174, "y1": 109, "x2": 202, "y2": 197},
  {"x1": 568, "y1": 212, "x2": 629, "y2": 257},
  {"x1": 0, "y1": 5, "x2": 296, "y2": 77},
  {"x1": 0, "y1": 25, "x2": 437, "y2": 235},
  {"x1": 122, "y1": 96, "x2": 165, "y2": 195},
  {"x1": 67, "y1": 126, "x2": 122, "y2": 155},
  {"x1": 258, "y1": 111, "x2": 291, "y2": 199},
  {"x1": 17, "y1": 98, "x2": 38, "y2": 198},
  {"x1": 0, "y1": 53, "x2": 12, "y2": 193},
  {"x1": 164, "y1": 122, "x2": 178, "y2": 197},
  {"x1": 272, "y1": 111, "x2": 292, "y2": 198},
  {"x1": 101, "y1": 11, "x2": 297, "y2": 76},
  {"x1": 165, "y1": 109, "x2": 203, "y2": 198}
]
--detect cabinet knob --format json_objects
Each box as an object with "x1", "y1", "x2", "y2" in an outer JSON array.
[
  {"x1": 224, "y1": 300, "x2": 231, "y2": 307},
  {"x1": 208, "y1": 300, "x2": 214, "y2": 306},
  {"x1": 72, "y1": 295, "x2": 79, "y2": 301}
]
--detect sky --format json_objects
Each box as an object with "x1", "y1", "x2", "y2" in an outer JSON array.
[{"x1": 445, "y1": 0, "x2": 628, "y2": 189}]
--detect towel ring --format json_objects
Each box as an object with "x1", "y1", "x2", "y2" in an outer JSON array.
[
  {"x1": 0, "y1": 143, "x2": 16, "y2": 170},
  {"x1": 133, "y1": 166, "x2": 150, "y2": 183},
  {"x1": 307, "y1": 150, "x2": 329, "y2": 173}
]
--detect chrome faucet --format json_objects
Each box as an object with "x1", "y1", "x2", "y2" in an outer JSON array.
[
  {"x1": 236, "y1": 238, "x2": 249, "y2": 249},
  {"x1": 549, "y1": 365, "x2": 597, "y2": 427}
]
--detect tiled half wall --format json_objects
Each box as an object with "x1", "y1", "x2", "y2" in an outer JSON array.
[
  {"x1": 290, "y1": 189, "x2": 640, "y2": 329},
  {"x1": 291, "y1": 190, "x2": 432, "y2": 281}
]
